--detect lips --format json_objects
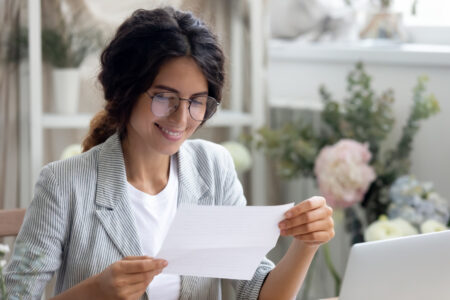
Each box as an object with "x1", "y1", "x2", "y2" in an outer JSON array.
[{"x1": 155, "y1": 123, "x2": 184, "y2": 139}]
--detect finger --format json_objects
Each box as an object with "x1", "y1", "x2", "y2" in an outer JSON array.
[
  {"x1": 281, "y1": 218, "x2": 334, "y2": 236},
  {"x1": 294, "y1": 230, "x2": 335, "y2": 242},
  {"x1": 123, "y1": 269, "x2": 164, "y2": 296},
  {"x1": 122, "y1": 267, "x2": 165, "y2": 285},
  {"x1": 123, "y1": 256, "x2": 152, "y2": 261},
  {"x1": 118, "y1": 258, "x2": 168, "y2": 274},
  {"x1": 284, "y1": 197, "x2": 326, "y2": 219},
  {"x1": 280, "y1": 206, "x2": 332, "y2": 230}
]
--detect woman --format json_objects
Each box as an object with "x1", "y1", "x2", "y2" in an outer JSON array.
[{"x1": 5, "y1": 7, "x2": 334, "y2": 300}]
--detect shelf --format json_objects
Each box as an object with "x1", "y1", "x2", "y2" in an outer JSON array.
[
  {"x1": 206, "y1": 110, "x2": 254, "y2": 127},
  {"x1": 42, "y1": 110, "x2": 253, "y2": 129},
  {"x1": 43, "y1": 113, "x2": 93, "y2": 129},
  {"x1": 270, "y1": 40, "x2": 450, "y2": 67},
  {"x1": 269, "y1": 98, "x2": 323, "y2": 111}
]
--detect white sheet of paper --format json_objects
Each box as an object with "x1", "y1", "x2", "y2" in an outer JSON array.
[{"x1": 156, "y1": 202, "x2": 294, "y2": 280}]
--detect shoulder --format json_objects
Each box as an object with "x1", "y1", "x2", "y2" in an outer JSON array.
[
  {"x1": 181, "y1": 139, "x2": 234, "y2": 169},
  {"x1": 179, "y1": 139, "x2": 236, "y2": 188},
  {"x1": 44, "y1": 143, "x2": 103, "y2": 183}
]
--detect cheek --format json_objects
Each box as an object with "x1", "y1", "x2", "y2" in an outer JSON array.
[
  {"x1": 185, "y1": 121, "x2": 201, "y2": 136},
  {"x1": 130, "y1": 104, "x2": 156, "y2": 135}
]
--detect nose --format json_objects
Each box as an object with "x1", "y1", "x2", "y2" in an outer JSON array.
[{"x1": 169, "y1": 100, "x2": 190, "y2": 125}]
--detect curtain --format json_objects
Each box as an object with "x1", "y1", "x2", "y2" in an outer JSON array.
[{"x1": 0, "y1": 0, "x2": 23, "y2": 211}]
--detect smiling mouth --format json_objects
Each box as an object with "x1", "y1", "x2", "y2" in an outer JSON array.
[{"x1": 155, "y1": 123, "x2": 183, "y2": 137}]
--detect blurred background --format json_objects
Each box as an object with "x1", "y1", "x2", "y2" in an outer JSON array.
[{"x1": 1, "y1": 0, "x2": 449, "y2": 299}]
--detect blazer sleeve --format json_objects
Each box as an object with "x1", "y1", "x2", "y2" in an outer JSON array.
[
  {"x1": 220, "y1": 147, "x2": 275, "y2": 300},
  {"x1": 4, "y1": 165, "x2": 69, "y2": 299}
]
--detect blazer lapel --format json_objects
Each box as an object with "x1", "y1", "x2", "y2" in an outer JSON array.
[
  {"x1": 175, "y1": 143, "x2": 211, "y2": 300},
  {"x1": 176, "y1": 143, "x2": 210, "y2": 207},
  {"x1": 94, "y1": 133, "x2": 143, "y2": 258}
]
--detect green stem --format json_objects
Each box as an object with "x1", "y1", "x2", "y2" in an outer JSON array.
[
  {"x1": 323, "y1": 243, "x2": 342, "y2": 296},
  {"x1": 0, "y1": 266, "x2": 7, "y2": 300}
]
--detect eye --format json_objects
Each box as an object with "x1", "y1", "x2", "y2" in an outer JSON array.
[
  {"x1": 190, "y1": 96, "x2": 207, "y2": 106},
  {"x1": 154, "y1": 93, "x2": 178, "y2": 102}
]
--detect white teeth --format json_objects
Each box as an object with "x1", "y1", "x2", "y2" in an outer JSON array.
[{"x1": 160, "y1": 126, "x2": 182, "y2": 136}]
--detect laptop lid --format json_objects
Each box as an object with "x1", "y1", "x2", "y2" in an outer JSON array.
[{"x1": 339, "y1": 230, "x2": 450, "y2": 300}]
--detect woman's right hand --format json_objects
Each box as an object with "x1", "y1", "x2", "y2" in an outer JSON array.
[{"x1": 93, "y1": 256, "x2": 168, "y2": 300}]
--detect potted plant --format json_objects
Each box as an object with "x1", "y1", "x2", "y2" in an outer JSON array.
[{"x1": 42, "y1": 14, "x2": 101, "y2": 114}]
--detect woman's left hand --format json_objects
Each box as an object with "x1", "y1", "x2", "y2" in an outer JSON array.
[{"x1": 278, "y1": 196, "x2": 335, "y2": 246}]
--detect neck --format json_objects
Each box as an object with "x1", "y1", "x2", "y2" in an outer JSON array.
[{"x1": 121, "y1": 133, "x2": 170, "y2": 195}]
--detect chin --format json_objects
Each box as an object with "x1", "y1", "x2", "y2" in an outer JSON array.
[{"x1": 158, "y1": 142, "x2": 184, "y2": 156}]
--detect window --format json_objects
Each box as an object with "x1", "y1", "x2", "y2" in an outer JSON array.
[
  {"x1": 391, "y1": 0, "x2": 450, "y2": 45},
  {"x1": 393, "y1": 0, "x2": 450, "y2": 26}
]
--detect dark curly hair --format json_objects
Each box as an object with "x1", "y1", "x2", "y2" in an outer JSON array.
[{"x1": 82, "y1": 7, "x2": 225, "y2": 151}]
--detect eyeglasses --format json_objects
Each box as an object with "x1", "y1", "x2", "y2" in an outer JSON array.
[{"x1": 146, "y1": 92, "x2": 219, "y2": 122}]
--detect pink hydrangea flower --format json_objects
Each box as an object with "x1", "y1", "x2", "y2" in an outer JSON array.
[{"x1": 314, "y1": 139, "x2": 376, "y2": 208}]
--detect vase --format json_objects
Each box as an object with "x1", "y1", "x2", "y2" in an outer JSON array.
[{"x1": 52, "y1": 68, "x2": 80, "y2": 114}]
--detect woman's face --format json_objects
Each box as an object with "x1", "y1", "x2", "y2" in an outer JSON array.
[{"x1": 127, "y1": 56, "x2": 208, "y2": 156}]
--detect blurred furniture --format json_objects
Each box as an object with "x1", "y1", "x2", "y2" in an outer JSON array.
[{"x1": 0, "y1": 208, "x2": 26, "y2": 237}]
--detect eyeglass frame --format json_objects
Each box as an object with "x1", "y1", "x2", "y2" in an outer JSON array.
[{"x1": 145, "y1": 91, "x2": 220, "y2": 122}]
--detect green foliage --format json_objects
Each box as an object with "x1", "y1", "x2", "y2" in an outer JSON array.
[
  {"x1": 42, "y1": 24, "x2": 101, "y2": 68},
  {"x1": 321, "y1": 62, "x2": 395, "y2": 162},
  {"x1": 255, "y1": 61, "x2": 438, "y2": 298},
  {"x1": 411, "y1": 0, "x2": 419, "y2": 15},
  {"x1": 382, "y1": 75, "x2": 440, "y2": 182},
  {"x1": 256, "y1": 122, "x2": 321, "y2": 178},
  {"x1": 380, "y1": 0, "x2": 392, "y2": 8},
  {"x1": 253, "y1": 62, "x2": 440, "y2": 221},
  {"x1": 2, "y1": 23, "x2": 101, "y2": 68},
  {"x1": 3, "y1": 27, "x2": 28, "y2": 63}
]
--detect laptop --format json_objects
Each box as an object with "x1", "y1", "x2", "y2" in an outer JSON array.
[{"x1": 339, "y1": 229, "x2": 450, "y2": 300}]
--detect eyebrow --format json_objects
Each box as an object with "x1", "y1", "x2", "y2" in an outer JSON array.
[{"x1": 154, "y1": 84, "x2": 208, "y2": 97}]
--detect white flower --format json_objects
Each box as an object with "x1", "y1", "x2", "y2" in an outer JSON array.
[
  {"x1": 60, "y1": 144, "x2": 83, "y2": 160},
  {"x1": 364, "y1": 216, "x2": 418, "y2": 242},
  {"x1": 221, "y1": 141, "x2": 252, "y2": 173},
  {"x1": 420, "y1": 220, "x2": 448, "y2": 233},
  {"x1": 0, "y1": 260, "x2": 6, "y2": 268},
  {"x1": 392, "y1": 218, "x2": 419, "y2": 236},
  {"x1": 0, "y1": 244, "x2": 10, "y2": 255},
  {"x1": 388, "y1": 176, "x2": 450, "y2": 226}
]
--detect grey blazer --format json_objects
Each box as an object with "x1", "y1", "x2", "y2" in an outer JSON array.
[{"x1": 5, "y1": 133, "x2": 274, "y2": 300}]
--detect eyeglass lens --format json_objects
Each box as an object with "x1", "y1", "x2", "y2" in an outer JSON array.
[{"x1": 151, "y1": 92, "x2": 218, "y2": 121}]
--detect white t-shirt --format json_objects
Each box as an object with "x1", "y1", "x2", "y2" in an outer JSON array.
[{"x1": 127, "y1": 156, "x2": 180, "y2": 300}]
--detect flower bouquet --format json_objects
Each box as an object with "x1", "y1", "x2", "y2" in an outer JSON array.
[
  {"x1": 0, "y1": 244, "x2": 10, "y2": 299},
  {"x1": 366, "y1": 175, "x2": 449, "y2": 242},
  {"x1": 253, "y1": 62, "x2": 446, "y2": 295}
]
